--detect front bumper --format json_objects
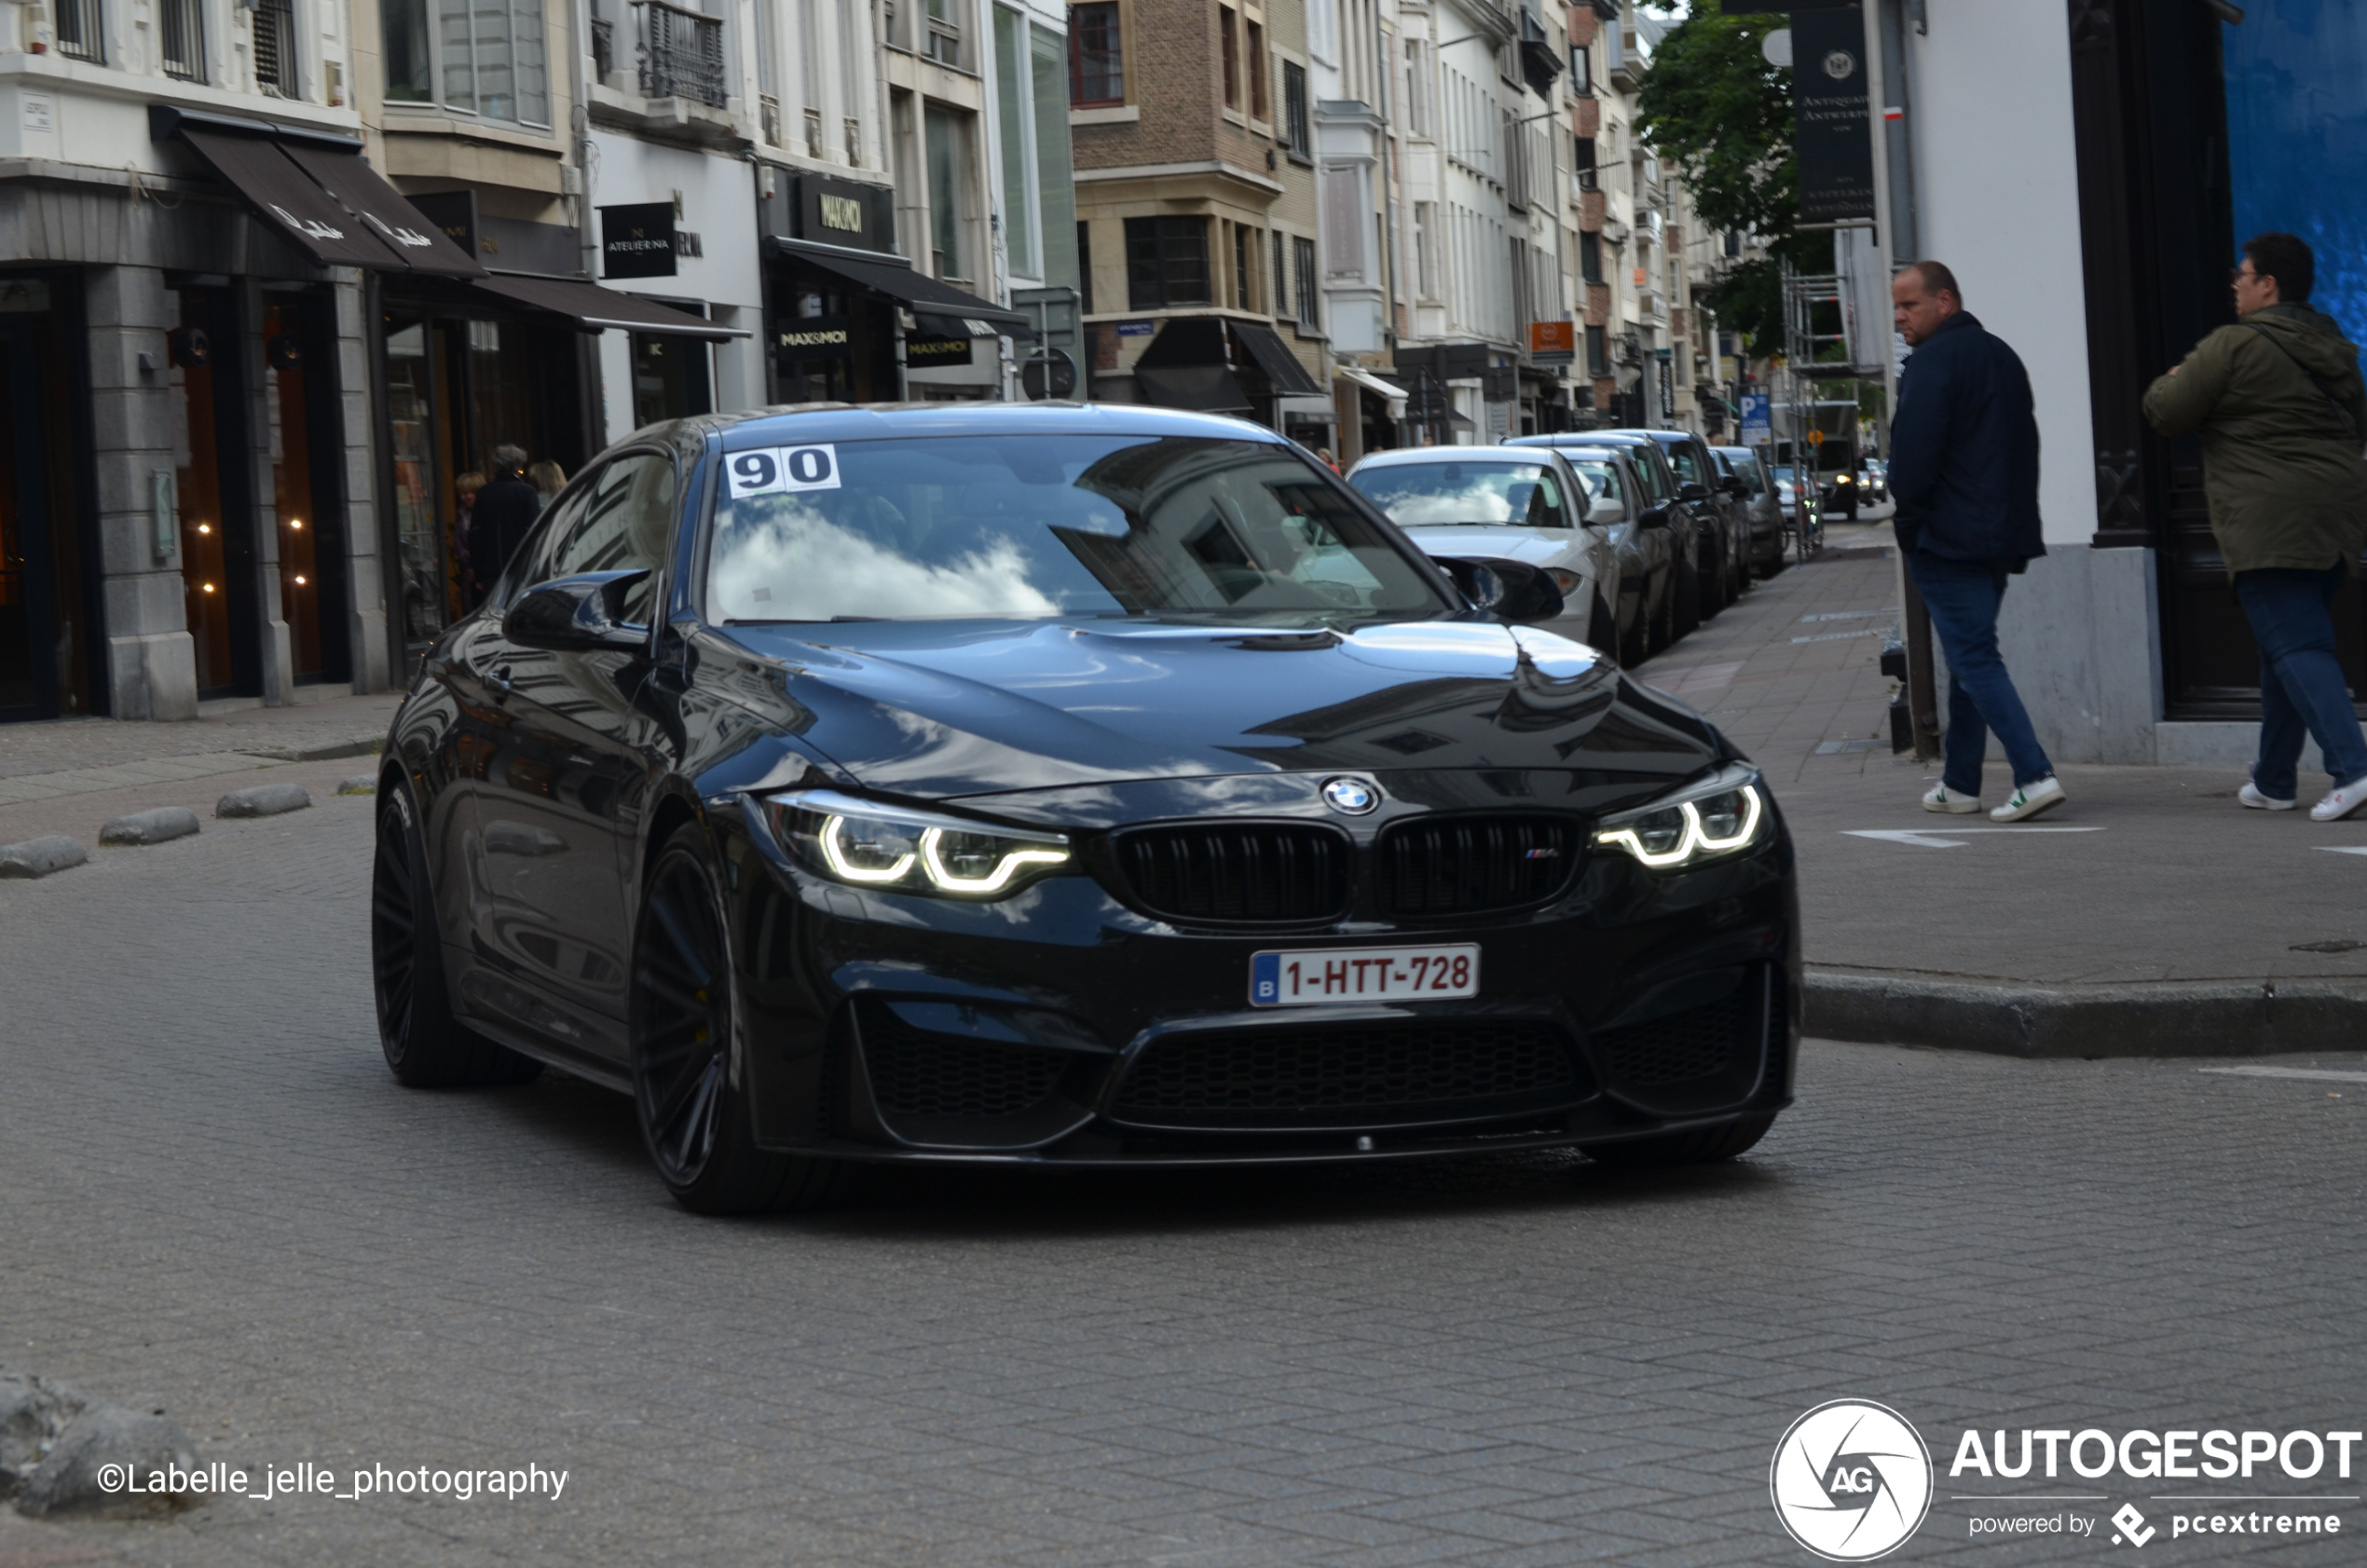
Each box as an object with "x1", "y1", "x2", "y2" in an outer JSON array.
[{"x1": 714, "y1": 791, "x2": 1800, "y2": 1167}]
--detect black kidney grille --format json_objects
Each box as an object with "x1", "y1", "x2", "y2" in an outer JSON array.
[
  {"x1": 861, "y1": 1010, "x2": 1070, "y2": 1120},
  {"x1": 1114, "y1": 824, "x2": 1351, "y2": 922},
  {"x1": 1113, "y1": 1022, "x2": 1580, "y2": 1125},
  {"x1": 1375, "y1": 816, "x2": 1580, "y2": 917},
  {"x1": 1594, "y1": 985, "x2": 1761, "y2": 1087}
]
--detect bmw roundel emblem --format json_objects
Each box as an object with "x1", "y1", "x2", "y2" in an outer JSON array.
[{"x1": 1321, "y1": 777, "x2": 1381, "y2": 815}]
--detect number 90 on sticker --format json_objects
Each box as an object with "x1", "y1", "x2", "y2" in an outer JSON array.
[{"x1": 726, "y1": 444, "x2": 841, "y2": 498}]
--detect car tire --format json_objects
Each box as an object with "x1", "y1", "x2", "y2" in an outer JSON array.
[
  {"x1": 631, "y1": 823, "x2": 853, "y2": 1216},
  {"x1": 1585, "y1": 1114, "x2": 1774, "y2": 1168},
  {"x1": 371, "y1": 778, "x2": 544, "y2": 1089}
]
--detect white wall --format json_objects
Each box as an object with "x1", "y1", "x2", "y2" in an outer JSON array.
[{"x1": 1906, "y1": 0, "x2": 2094, "y2": 547}]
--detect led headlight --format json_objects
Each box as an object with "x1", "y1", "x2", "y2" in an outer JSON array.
[
  {"x1": 769, "y1": 790, "x2": 1071, "y2": 898},
  {"x1": 1592, "y1": 764, "x2": 1768, "y2": 868}
]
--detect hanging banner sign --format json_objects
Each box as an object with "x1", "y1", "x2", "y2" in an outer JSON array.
[{"x1": 1792, "y1": 5, "x2": 1876, "y2": 224}]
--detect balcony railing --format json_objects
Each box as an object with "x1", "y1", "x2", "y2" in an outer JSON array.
[
  {"x1": 54, "y1": 0, "x2": 103, "y2": 63},
  {"x1": 634, "y1": 0, "x2": 727, "y2": 108}
]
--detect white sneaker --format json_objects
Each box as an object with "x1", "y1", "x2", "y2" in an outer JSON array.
[
  {"x1": 1922, "y1": 783, "x2": 1980, "y2": 814},
  {"x1": 2238, "y1": 782, "x2": 2297, "y2": 811},
  {"x1": 1991, "y1": 776, "x2": 2066, "y2": 823},
  {"x1": 2310, "y1": 775, "x2": 2367, "y2": 823}
]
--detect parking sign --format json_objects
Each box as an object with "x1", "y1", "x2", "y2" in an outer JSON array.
[{"x1": 1740, "y1": 393, "x2": 1772, "y2": 446}]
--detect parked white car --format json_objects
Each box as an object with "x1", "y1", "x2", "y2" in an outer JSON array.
[{"x1": 1346, "y1": 446, "x2": 1622, "y2": 656}]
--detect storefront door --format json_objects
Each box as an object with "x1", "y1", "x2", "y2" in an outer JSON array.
[
  {"x1": 0, "y1": 302, "x2": 88, "y2": 720},
  {"x1": 263, "y1": 293, "x2": 350, "y2": 686},
  {"x1": 172, "y1": 285, "x2": 262, "y2": 699}
]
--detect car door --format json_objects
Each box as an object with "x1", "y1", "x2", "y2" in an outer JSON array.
[
  {"x1": 1545, "y1": 453, "x2": 1618, "y2": 643},
  {"x1": 458, "y1": 449, "x2": 678, "y2": 1064}
]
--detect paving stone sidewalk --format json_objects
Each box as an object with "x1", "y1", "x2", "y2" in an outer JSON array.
[{"x1": 1641, "y1": 530, "x2": 2367, "y2": 1052}]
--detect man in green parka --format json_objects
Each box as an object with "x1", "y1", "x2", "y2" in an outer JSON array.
[{"x1": 2143, "y1": 232, "x2": 2367, "y2": 823}]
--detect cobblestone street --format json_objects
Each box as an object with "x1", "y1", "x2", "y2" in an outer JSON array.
[{"x1": 3, "y1": 794, "x2": 2362, "y2": 1566}]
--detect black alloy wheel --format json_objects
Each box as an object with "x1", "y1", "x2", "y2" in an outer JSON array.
[
  {"x1": 372, "y1": 778, "x2": 542, "y2": 1088},
  {"x1": 1585, "y1": 1114, "x2": 1774, "y2": 1167},
  {"x1": 630, "y1": 824, "x2": 850, "y2": 1215}
]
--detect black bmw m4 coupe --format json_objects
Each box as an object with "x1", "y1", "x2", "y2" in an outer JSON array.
[{"x1": 372, "y1": 403, "x2": 1799, "y2": 1212}]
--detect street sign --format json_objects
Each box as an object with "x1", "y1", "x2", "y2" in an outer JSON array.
[
  {"x1": 1740, "y1": 392, "x2": 1772, "y2": 445},
  {"x1": 1808, "y1": 429, "x2": 1825, "y2": 447},
  {"x1": 1021, "y1": 348, "x2": 1077, "y2": 400}
]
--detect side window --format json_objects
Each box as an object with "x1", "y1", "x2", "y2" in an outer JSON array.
[
  {"x1": 1663, "y1": 443, "x2": 1700, "y2": 484},
  {"x1": 1526, "y1": 472, "x2": 1569, "y2": 529},
  {"x1": 539, "y1": 451, "x2": 677, "y2": 623}
]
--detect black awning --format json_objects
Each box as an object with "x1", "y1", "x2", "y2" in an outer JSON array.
[
  {"x1": 472, "y1": 274, "x2": 746, "y2": 340},
  {"x1": 173, "y1": 127, "x2": 409, "y2": 271},
  {"x1": 1136, "y1": 364, "x2": 1252, "y2": 414},
  {"x1": 1231, "y1": 323, "x2": 1325, "y2": 396},
  {"x1": 772, "y1": 237, "x2": 1033, "y2": 335},
  {"x1": 277, "y1": 143, "x2": 485, "y2": 278}
]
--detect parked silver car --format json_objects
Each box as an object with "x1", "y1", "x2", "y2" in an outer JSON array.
[
  {"x1": 1346, "y1": 446, "x2": 1621, "y2": 656},
  {"x1": 1715, "y1": 445, "x2": 1787, "y2": 579}
]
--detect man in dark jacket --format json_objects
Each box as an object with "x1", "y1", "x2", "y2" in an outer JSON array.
[
  {"x1": 1889, "y1": 261, "x2": 2064, "y2": 822},
  {"x1": 465, "y1": 443, "x2": 542, "y2": 601},
  {"x1": 2143, "y1": 232, "x2": 2367, "y2": 823}
]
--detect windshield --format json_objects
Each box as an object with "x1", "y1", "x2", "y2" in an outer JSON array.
[
  {"x1": 1560, "y1": 457, "x2": 1622, "y2": 503},
  {"x1": 705, "y1": 434, "x2": 1448, "y2": 626},
  {"x1": 1717, "y1": 450, "x2": 1766, "y2": 495},
  {"x1": 1348, "y1": 460, "x2": 1572, "y2": 529},
  {"x1": 1658, "y1": 441, "x2": 1702, "y2": 484}
]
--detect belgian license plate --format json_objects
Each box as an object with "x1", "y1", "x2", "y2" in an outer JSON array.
[{"x1": 1250, "y1": 944, "x2": 1480, "y2": 1007}]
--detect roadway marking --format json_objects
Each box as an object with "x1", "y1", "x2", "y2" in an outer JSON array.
[
  {"x1": 2197, "y1": 1066, "x2": 2367, "y2": 1084},
  {"x1": 1791, "y1": 628, "x2": 1887, "y2": 644},
  {"x1": 2317, "y1": 846, "x2": 2367, "y2": 856},
  {"x1": 1842, "y1": 827, "x2": 2106, "y2": 849},
  {"x1": 1799, "y1": 610, "x2": 1893, "y2": 623}
]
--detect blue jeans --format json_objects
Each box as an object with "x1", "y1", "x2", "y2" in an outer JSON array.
[
  {"x1": 1908, "y1": 551, "x2": 2055, "y2": 797},
  {"x1": 2234, "y1": 563, "x2": 2367, "y2": 798}
]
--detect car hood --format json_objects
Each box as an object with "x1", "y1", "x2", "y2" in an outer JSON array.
[
  {"x1": 711, "y1": 617, "x2": 1721, "y2": 801},
  {"x1": 1397, "y1": 525, "x2": 1586, "y2": 570}
]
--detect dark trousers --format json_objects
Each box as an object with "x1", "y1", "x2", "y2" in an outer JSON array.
[
  {"x1": 2233, "y1": 563, "x2": 2367, "y2": 798},
  {"x1": 1907, "y1": 550, "x2": 2054, "y2": 797}
]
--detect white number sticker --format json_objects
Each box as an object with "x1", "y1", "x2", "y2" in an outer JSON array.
[{"x1": 724, "y1": 443, "x2": 841, "y2": 499}]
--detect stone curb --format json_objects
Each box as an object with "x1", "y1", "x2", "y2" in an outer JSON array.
[
  {"x1": 335, "y1": 775, "x2": 376, "y2": 796},
  {"x1": 0, "y1": 838, "x2": 88, "y2": 879},
  {"x1": 1804, "y1": 968, "x2": 2367, "y2": 1057},
  {"x1": 98, "y1": 808, "x2": 201, "y2": 847},
  {"x1": 215, "y1": 784, "x2": 311, "y2": 819}
]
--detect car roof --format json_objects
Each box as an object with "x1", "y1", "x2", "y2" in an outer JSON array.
[
  {"x1": 669, "y1": 401, "x2": 1299, "y2": 454},
  {"x1": 1349, "y1": 444, "x2": 1565, "y2": 470}
]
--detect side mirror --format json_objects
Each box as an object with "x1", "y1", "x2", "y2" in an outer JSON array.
[
  {"x1": 1588, "y1": 497, "x2": 1629, "y2": 524},
  {"x1": 503, "y1": 569, "x2": 653, "y2": 652},
  {"x1": 1437, "y1": 556, "x2": 1566, "y2": 624},
  {"x1": 1678, "y1": 482, "x2": 1710, "y2": 503},
  {"x1": 1723, "y1": 476, "x2": 1749, "y2": 498},
  {"x1": 1639, "y1": 504, "x2": 1673, "y2": 529}
]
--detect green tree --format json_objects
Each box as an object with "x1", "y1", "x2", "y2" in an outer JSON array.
[{"x1": 1634, "y1": 2, "x2": 1830, "y2": 354}]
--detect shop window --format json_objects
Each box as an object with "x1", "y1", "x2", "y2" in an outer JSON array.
[
  {"x1": 1125, "y1": 216, "x2": 1210, "y2": 311},
  {"x1": 382, "y1": 0, "x2": 550, "y2": 125},
  {"x1": 0, "y1": 286, "x2": 92, "y2": 719},
  {"x1": 633, "y1": 333, "x2": 713, "y2": 429},
  {"x1": 263, "y1": 302, "x2": 335, "y2": 681},
  {"x1": 1293, "y1": 236, "x2": 1318, "y2": 327},
  {"x1": 1069, "y1": 2, "x2": 1122, "y2": 106}
]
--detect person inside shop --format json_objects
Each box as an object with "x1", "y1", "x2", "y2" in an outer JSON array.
[
  {"x1": 452, "y1": 470, "x2": 486, "y2": 613},
  {"x1": 527, "y1": 459, "x2": 568, "y2": 513},
  {"x1": 467, "y1": 444, "x2": 542, "y2": 600}
]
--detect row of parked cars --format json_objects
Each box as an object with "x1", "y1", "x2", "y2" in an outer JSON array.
[{"x1": 1343, "y1": 429, "x2": 1789, "y2": 667}]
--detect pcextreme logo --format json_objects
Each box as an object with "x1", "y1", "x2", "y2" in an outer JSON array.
[{"x1": 1770, "y1": 1400, "x2": 1936, "y2": 1561}]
